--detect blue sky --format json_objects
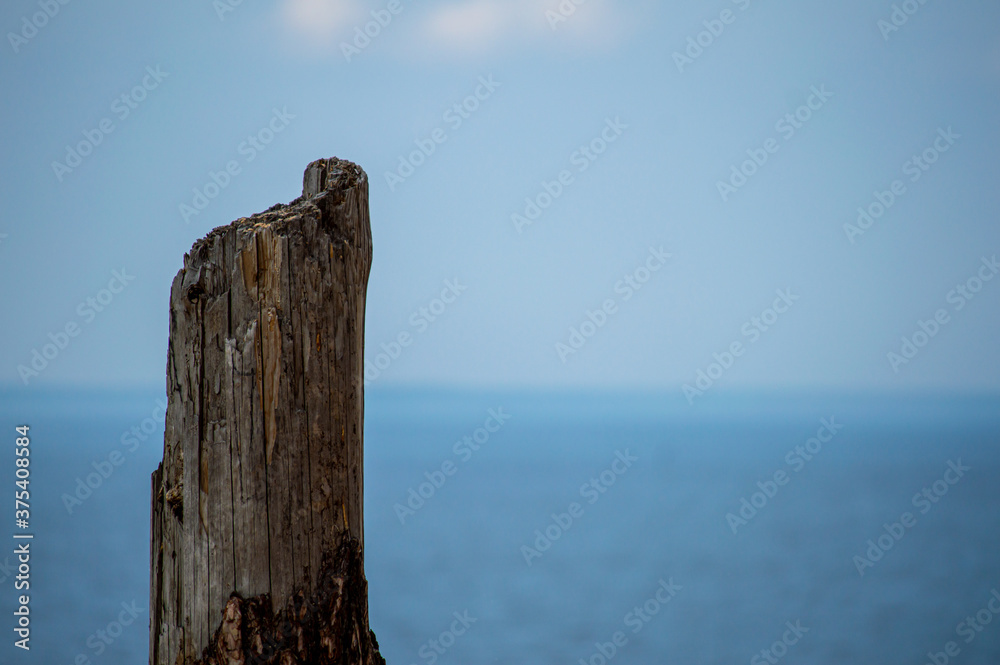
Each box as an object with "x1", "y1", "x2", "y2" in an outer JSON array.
[{"x1": 1, "y1": 0, "x2": 998, "y2": 393}]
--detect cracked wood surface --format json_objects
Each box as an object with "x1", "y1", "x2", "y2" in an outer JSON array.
[{"x1": 150, "y1": 158, "x2": 382, "y2": 665}]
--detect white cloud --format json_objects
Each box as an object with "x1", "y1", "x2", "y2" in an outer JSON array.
[
  {"x1": 281, "y1": 0, "x2": 365, "y2": 45},
  {"x1": 416, "y1": 0, "x2": 640, "y2": 55},
  {"x1": 278, "y1": 0, "x2": 643, "y2": 57},
  {"x1": 423, "y1": 1, "x2": 512, "y2": 53}
]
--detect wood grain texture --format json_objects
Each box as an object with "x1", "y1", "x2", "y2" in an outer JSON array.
[{"x1": 150, "y1": 158, "x2": 383, "y2": 665}]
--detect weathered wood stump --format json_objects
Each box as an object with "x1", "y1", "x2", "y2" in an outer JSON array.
[{"x1": 150, "y1": 158, "x2": 384, "y2": 665}]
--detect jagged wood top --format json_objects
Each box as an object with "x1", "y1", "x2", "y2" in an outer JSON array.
[{"x1": 189, "y1": 157, "x2": 369, "y2": 253}]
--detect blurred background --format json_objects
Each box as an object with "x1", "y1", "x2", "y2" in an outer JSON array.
[{"x1": 0, "y1": 0, "x2": 998, "y2": 663}]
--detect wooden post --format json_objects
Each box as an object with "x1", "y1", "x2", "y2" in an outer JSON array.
[{"x1": 149, "y1": 158, "x2": 385, "y2": 665}]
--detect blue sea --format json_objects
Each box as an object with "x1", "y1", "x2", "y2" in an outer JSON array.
[{"x1": 0, "y1": 389, "x2": 998, "y2": 664}]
